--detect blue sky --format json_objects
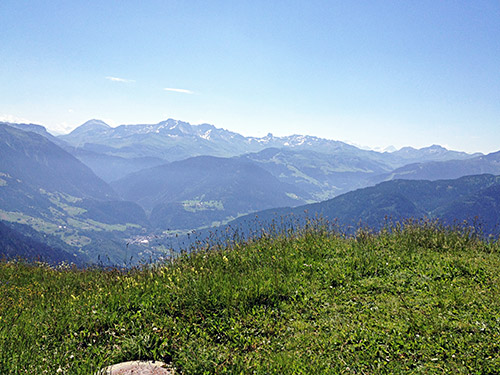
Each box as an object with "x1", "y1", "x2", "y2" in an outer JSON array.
[{"x1": 1, "y1": 1, "x2": 499, "y2": 153}]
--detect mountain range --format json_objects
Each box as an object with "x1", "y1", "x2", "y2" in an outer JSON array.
[
  {"x1": 56, "y1": 119, "x2": 487, "y2": 204},
  {"x1": 57, "y1": 119, "x2": 478, "y2": 181},
  {"x1": 0, "y1": 118, "x2": 498, "y2": 264}
]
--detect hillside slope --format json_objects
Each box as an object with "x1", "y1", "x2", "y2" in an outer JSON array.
[
  {"x1": 0, "y1": 124, "x2": 152, "y2": 264},
  {"x1": 112, "y1": 156, "x2": 309, "y2": 229},
  {"x1": 229, "y1": 174, "x2": 500, "y2": 235},
  {"x1": 0, "y1": 124, "x2": 116, "y2": 200},
  {"x1": 237, "y1": 147, "x2": 390, "y2": 200},
  {"x1": 0, "y1": 221, "x2": 86, "y2": 265}
]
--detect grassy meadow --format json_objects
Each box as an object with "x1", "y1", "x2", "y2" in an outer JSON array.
[{"x1": 1, "y1": 220, "x2": 499, "y2": 374}]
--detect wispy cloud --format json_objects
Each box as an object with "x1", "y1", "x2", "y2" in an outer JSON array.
[
  {"x1": 105, "y1": 76, "x2": 135, "y2": 83},
  {"x1": 163, "y1": 87, "x2": 194, "y2": 94}
]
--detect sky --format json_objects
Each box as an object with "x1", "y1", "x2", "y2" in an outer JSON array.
[{"x1": 1, "y1": 1, "x2": 499, "y2": 153}]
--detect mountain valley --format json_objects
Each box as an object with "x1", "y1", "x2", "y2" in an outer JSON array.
[{"x1": 1, "y1": 119, "x2": 498, "y2": 265}]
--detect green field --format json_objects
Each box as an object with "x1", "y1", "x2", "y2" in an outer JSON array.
[
  {"x1": 182, "y1": 199, "x2": 224, "y2": 212},
  {"x1": 1, "y1": 220, "x2": 499, "y2": 374}
]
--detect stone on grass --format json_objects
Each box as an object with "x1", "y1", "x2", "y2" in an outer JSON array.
[{"x1": 98, "y1": 360, "x2": 174, "y2": 375}]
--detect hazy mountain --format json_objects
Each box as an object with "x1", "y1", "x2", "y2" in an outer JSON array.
[
  {"x1": 237, "y1": 147, "x2": 391, "y2": 200},
  {"x1": 56, "y1": 118, "x2": 481, "y2": 193},
  {"x1": 60, "y1": 119, "x2": 254, "y2": 161},
  {"x1": 0, "y1": 121, "x2": 67, "y2": 148},
  {"x1": 373, "y1": 151, "x2": 500, "y2": 184},
  {"x1": 60, "y1": 119, "x2": 479, "y2": 168},
  {"x1": 228, "y1": 174, "x2": 500, "y2": 235},
  {"x1": 0, "y1": 124, "x2": 154, "y2": 264},
  {"x1": 391, "y1": 144, "x2": 481, "y2": 163},
  {"x1": 66, "y1": 119, "x2": 112, "y2": 137},
  {"x1": 112, "y1": 156, "x2": 309, "y2": 229},
  {"x1": 0, "y1": 124, "x2": 116, "y2": 200},
  {"x1": 68, "y1": 148, "x2": 165, "y2": 182},
  {"x1": 235, "y1": 146, "x2": 485, "y2": 202}
]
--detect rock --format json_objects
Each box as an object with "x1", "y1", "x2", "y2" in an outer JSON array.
[{"x1": 98, "y1": 360, "x2": 174, "y2": 375}]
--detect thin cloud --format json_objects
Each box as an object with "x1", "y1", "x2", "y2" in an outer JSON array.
[
  {"x1": 163, "y1": 87, "x2": 194, "y2": 94},
  {"x1": 105, "y1": 76, "x2": 135, "y2": 83}
]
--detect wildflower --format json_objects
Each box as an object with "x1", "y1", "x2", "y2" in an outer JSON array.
[{"x1": 223, "y1": 256, "x2": 229, "y2": 262}]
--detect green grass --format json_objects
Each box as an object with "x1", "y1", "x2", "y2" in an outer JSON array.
[
  {"x1": 0, "y1": 209, "x2": 63, "y2": 233},
  {"x1": 1, "y1": 220, "x2": 500, "y2": 374}
]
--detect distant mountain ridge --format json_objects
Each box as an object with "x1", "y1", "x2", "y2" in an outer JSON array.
[
  {"x1": 59, "y1": 119, "x2": 479, "y2": 166},
  {"x1": 5, "y1": 118, "x2": 481, "y2": 166},
  {"x1": 391, "y1": 144, "x2": 481, "y2": 163},
  {"x1": 59, "y1": 118, "x2": 363, "y2": 162},
  {"x1": 5, "y1": 119, "x2": 482, "y2": 187},
  {"x1": 52, "y1": 118, "x2": 483, "y2": 194},
  {"x1": 373, "y1": 151, "x2": 500, "y2": 184}
]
